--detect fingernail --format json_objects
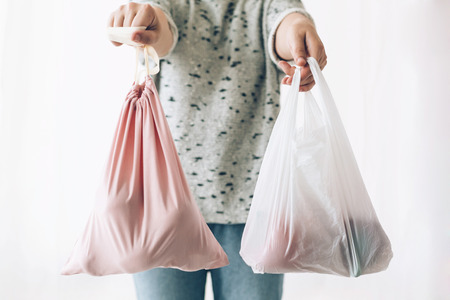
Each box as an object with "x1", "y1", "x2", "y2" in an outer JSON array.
[
  {"x1": 296, "y1": 58, "x2": 305, "y2": 65},
  {"x1": 134, "y1": 34, "x2": 141, "y2": 42}
]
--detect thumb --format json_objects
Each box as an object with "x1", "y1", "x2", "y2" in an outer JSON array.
[
  {"x1": 290, "y1": 39, "x2": 307, "y2": 67},
  {"x1": 290, "y1": 38, "x2": 310, "y2": 81},
  {"x1": 131, "y1": 30, "x2": 159, "y2": 45}
]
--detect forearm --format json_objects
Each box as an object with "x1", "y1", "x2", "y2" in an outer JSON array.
[{"x1": 274, "y1": 13, "x2": 315, "y2": 61}]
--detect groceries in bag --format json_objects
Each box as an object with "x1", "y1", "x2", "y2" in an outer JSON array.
[{"x1": 240, "y1": 57, "x2": 392, "y2": 277}]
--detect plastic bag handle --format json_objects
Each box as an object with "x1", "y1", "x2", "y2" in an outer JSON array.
[
  {"x1": 306, "y1": 57, "x2": 327, "y2": 93},
  {"x1": 306, "y1": 56, "x2": 343, "y2": 128},
  {"x1": 106, "y1": 26, "x2": 160, "y2": 82}
]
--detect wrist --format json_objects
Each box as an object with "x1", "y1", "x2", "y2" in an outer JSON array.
[
  {"x1": 151, "y1": 7, "x2": 174, "y2": 57},
  {"x1": 289, "y1": 13, "x2": 315, "y2": 28}
]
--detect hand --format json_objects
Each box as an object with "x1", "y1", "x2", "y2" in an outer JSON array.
[
  {"x1": 275, "y1": 13, "x2": 327, "y2": 91},
  {"x1": 108, "y1": 2, "x2": 174, "y2": 57}
]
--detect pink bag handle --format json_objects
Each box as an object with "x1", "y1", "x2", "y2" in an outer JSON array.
[{"x1": 106, "y1": 26, "x2": 160, "y2": 82}]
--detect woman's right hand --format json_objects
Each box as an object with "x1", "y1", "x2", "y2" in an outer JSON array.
[{"x1": 108, "y1": 2, "x2": 173, "y2": 56}]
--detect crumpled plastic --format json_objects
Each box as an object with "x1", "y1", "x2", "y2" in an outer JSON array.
[{"x1": 240, "y1": 57, "x2": 393, "y2": 277}]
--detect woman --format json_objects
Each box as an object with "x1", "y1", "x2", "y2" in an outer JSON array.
[{"x1": 108, "y1": 1, "x2": 327, "y2": 299}]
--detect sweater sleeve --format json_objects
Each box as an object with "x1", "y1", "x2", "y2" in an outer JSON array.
[
  {"x1": 264, "y1": 0, "x2": 314, "y2": 67},
  {"x1": 131, "y1": 0, "x2": 179, "y2": 58}
]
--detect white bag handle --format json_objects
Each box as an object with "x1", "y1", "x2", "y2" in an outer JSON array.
[
  {"x1": 282, "y1": 57, "x2": 346, "y2": 132},
  {"x1": 306, "y1": 57, "x2": 343, "y2": 128},
  {"x1": 106, "y1": 26, "x2": 160, "y2": 83}
]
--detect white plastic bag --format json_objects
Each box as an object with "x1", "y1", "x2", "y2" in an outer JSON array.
[{"x1": 240, "y1": 57, "x2": 393, "y2": 277}]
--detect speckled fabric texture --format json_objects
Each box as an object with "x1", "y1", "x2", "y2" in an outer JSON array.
[{"x1": 135, "y1": 0, "x2": 312, "y2": 223}]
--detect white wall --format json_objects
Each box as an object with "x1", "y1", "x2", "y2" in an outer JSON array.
[{"x1": 0, "y1": 0, "x2": 449, "y2": 299}]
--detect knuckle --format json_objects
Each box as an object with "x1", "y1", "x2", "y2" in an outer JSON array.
[
  {"x1": 142, "y1": 3, "x2": 154, "y2": 13},
  {"x1": 316, "y1": 43, "x2": 325, "y2": 53},
  {"x1": 289, "y1": 43, "x2": 306, "y2": 54},
  {"x1": 293, "y1": 46, "x2": 306, "y2": 55},
  {"x1": 125, "y1": 9, "x2": 135, "y2": 18},
  {"x1": 127, "y1": 2, "x2": 137, "y2": 10}
]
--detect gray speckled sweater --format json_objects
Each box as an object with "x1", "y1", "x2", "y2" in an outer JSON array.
[{"x1": 135, "y1": 0, "x2": 312, "y2": 223}]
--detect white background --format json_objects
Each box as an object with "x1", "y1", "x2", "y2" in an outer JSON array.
[{"x1": 0, "y1": 0, "x2": 449, "y2": 299}]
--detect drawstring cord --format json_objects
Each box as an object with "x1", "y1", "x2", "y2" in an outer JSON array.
[{"x1": 135, "y1": 45, "x2": 160, "y2": 84}]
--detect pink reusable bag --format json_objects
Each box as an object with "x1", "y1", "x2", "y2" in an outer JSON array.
[{"x1": 60, "y1": 43, "x2": 229, "y2": 276}]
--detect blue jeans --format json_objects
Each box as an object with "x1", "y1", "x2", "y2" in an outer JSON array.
[{"x1": 132, "y1": 223, "x2": 284, "y2": 300}]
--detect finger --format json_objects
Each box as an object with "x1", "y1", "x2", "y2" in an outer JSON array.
[
  {"x1": 131, "y1": 4, "x2": 157, "y2": 28},
  {"x1": 281, "y1": 75, "x2": 314, "y2": 92},
  {"x1": 131, "y1": 30, "x2": 159, "y2": 45},
  {"x1": 282, "y1": 71, "x2": 314, "y2": 86},
  {"x1": 111, "y1": 41, "x2": 123, "y2": 46},
  {"x1": 123, "y1": 9, "x2": 138, "y2": 27},
  {"x1": 280, "y1": 65, "x2": 313, "y2": 87},
  {"x1": 108, "y1": 13, "x2": 122, "y2": 46},
  {"x1": 319, "y1": 57, "x2": 327, "y2": 70},
  {"x1": 287, "y1": 76, "x2": 293, "y2": 85},
  {"x1": 289, "y1": 35, "x2": 308, "y2": 67},
  {"x1": 113, "y1": 12, "x2": 125, "y2": 27},
  {"x1": 131, "y1": 5, "x2": 159, "y2": 44},
  {"x1": 300, "y1": 74, "x2": 314, "y2": 86},
  {"x1": 317, "y1": 50, "x2": 327, "y2": 70},
  {"x1": 299, "y1": 81, "x2": 315, "y2": 92},
  {"x1": 279, "y1": 60, "x2": 311, "y2": 79},
  {"x1": 278, "y1": 61, "x2": 295, "y2": 76},
  {"x1": 108, "y1": 11, "x2": 115, "y2": 27},
  {"x1": 300, "y1": 65, "x2": 311, "y2": 82}
]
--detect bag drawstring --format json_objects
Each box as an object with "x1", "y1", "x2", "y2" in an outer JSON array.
[{"x1": 135, "y1": 45, "x2": 160, "y2": 84}]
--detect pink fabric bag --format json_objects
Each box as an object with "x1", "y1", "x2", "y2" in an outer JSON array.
[{"x1": 61, "y1": 43, "x2": 229, "y2": 276}]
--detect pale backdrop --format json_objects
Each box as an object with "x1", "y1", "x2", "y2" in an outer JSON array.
[{"x1": 0, "y1": 0, "x2": 449, "y2": 299}]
